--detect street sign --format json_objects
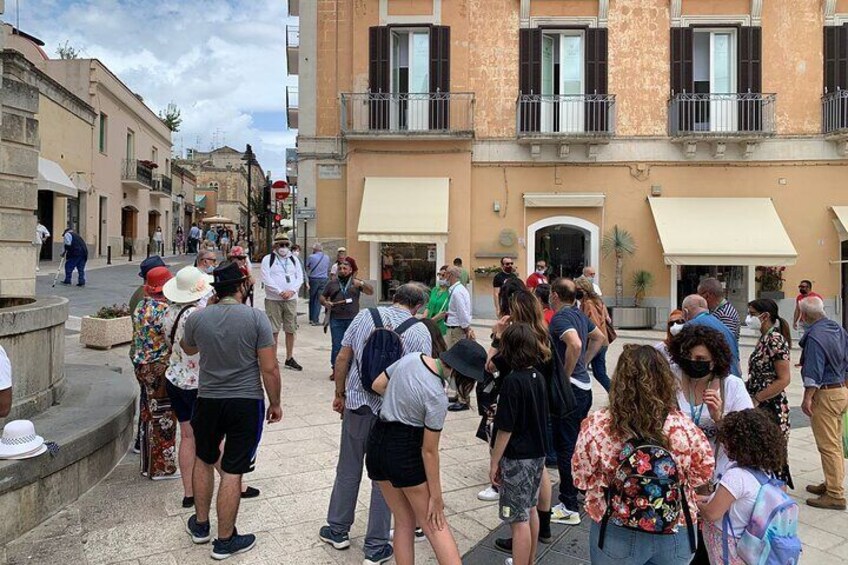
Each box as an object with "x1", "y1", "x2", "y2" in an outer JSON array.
[
  {"x1": 272, "y1": 180, "x2": 290, "y2": 200},
  {"x1": 295, "y1": 207, "x2": 316, "y2": 220}
]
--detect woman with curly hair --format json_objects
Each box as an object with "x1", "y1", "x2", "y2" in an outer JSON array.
[
  {"x1": 576, "y1": 276, "x2": 612, "y2": 391},
  {"x1": 572, "y1": 345, "x2": 714, "y2": 564},
  {"x1": 696, "y1": 409, "x2": 789, "y2": 564}
]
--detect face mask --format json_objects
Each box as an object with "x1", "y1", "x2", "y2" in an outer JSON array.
[
  {"x1": 293, "y1": 250, "x2": 300, "y2": 257},
  {"x1": 203, "y1": 264, "x2": 215, "y2": 274},
  {"x1": 799, "y1": 288, "x2": 809, "y2": 295},
  {"x1": 745, "y1": 314, "x2": 763, "y2": 331},
  {"x1": 669, "y1": 322, "x2": 684, "y2": 336},
  {"x1": 586, "y1": 276, "x2": 594, "y2": 282},
  {"x1": 536, "y1": 268, "x2": 546, "y2": 275},
  {"x1": 678, "y1": 358, "x2": 712, "y2": 379},
  {"x1": 338, "y1": 274, "x2": 351, "y2": 283},
  {"x1": 277, "y1": 246, "x2": 291, "y2": 257},
  {"x1": 503, "y1": 265, "x2": 513, "y2": 273},
  {"x1": 438, "y1": 278, "x2": 449, "y2": 287}
]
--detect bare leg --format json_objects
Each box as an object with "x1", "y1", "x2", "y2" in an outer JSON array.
[
  {"x1": 378, "y1": 482, "x2": 416, "y2": 565},
  {"x1": 511, "y1": 518, "x2": 532, "y2": 565},
  {"x1": 403, "y1": 483, "x2": 461, "y2": 565},
  {"x1": 529, "y1": 507, "x2": 539, "y2": 564},
  {"x1": 273, "y1": 332, "x2": 279, "y2": 354},
  {"x1": 193, "y1": 459, "x2": 215, "y2": 523},
  {"x1": 538, "y1": 471, "x2": 551, "y2": 511},
  {"x1": 178, "y1": 422, "x2": 196, "y2": 497},
  {"x1": 213, "y1": 441, "x2": 251, "y2": 493},
  {"x1": 216, "y1": 470, "x2": 243, "y2": 539},
  {"x1": 285, "y1": 332, "x2": 295, "y2": 360}
]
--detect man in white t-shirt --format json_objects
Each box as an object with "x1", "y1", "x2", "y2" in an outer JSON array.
[
  {"x1": 0, "y1": 345, "x2": 12, "y2": 418},
  {"x1": 34, "y1": 220, "x2": 50, "y2": 271}
]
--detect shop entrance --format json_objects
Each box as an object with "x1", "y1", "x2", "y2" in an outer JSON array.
[
  {"x1": 379, "y1": 243, "x2": 437, "y2": 301},
  {"x1": 37, "y1": 190, "x2": 55, "y2": 261},
  {"x1": 121, "y1": 206, "x2": 137, "y2": 255},
  {"x1": 527, "y1": 216, "x2": 600, "y2": 284},
  {"x1": 677, "y1": 265, "x2": 748, "y2": 314}
]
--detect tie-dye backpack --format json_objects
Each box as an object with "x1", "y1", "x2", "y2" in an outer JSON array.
[{"x1": 722, "y1": 469, "x2": 801, "y2": 565}]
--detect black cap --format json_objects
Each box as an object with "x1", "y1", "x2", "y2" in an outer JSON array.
[
  {"x1": 139, "y1": 256, "x2": 167, "y2": 279},
  {"x1": 440, "y1": 339, "x2": 488, "y2": 383},
  {"x1": 210, "y1": 260, "x2": 248, "y2": 289}
]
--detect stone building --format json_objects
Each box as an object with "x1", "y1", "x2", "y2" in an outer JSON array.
[{"x1": 296, "y1": 0, "x2": 848, "y2": 324}]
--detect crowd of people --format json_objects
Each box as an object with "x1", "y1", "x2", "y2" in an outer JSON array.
[{"x1": 119, "y1": 238, "x2": 848, "y2": 564}]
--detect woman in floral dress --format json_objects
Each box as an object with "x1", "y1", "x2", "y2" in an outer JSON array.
[
  {"x1": 744, "y1": 298, "x2": 794, "y2": 488},
  {"x1": 131, "y1": 266, "x2": 177, "y2": 479}
]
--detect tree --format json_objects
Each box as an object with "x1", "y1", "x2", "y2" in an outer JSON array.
[
  {"x1": 56, "y1": 41, "x2": 81, "y2": 60},
  {"x1": 601, "y1": 225, "x2": 636, "y2": 306},
  {"x1": 159, "y1": 103, "x2": 182, "y2": 132}
]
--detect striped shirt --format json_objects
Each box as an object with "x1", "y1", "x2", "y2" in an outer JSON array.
[
  {"x1": 341, "y1": 306, "x2": 432, "y2": 413},
  {"x1": 713, "y1": 300, "x2": 741, "y2": 341}
]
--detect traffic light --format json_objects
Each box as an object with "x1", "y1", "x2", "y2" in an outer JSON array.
[
  {"x1": 274, "y1": 213, "x2": 282, "y2": 224},
  {"x1": 262, "y1": 177, "x2": 271, "y2": 211}
]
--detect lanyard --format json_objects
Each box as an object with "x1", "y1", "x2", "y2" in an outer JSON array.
[
  {"x1": 339, "y1": 278, "x2": 352, "y2": 298},
  {"x1": 687, "y1": 377, "x2": 713, "y2": 426},
  {"x1": 434, "y1": 358, "x2": 446, "y2": 381}
]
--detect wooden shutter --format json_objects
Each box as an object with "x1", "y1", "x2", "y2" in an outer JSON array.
[
  {"x1": 738, "y1": 26, "x2": 763, "y2": 131},
  {"x1": 369, "y1": 26, "x2": 391, "y2": 129},
  {"x1": 670, "y1": 27, "x2": 694, "y2": 132},
  {"x1": 429, "y1": 26, "x2": 450, "y2": 130},
  {"x1": 585, "y1": 28, "x2": 609, "y2": 132},
  {"x1": 518, "y1": 28, "x2": 542, "y2": 133},
  {"x1": 824, "y1": 24, "x2": 848, "y2": 92}
]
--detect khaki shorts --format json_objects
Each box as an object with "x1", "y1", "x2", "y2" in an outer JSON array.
[{"x1": 265, "y1": 299, "x2": 298, "y2": 334}]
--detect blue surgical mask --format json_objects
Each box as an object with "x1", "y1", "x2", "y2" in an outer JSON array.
[
  {"x1": 438, "y1": 278, "x2": 449, "y2": 287},
  {"x1": 203, "y1": 265, "x2": 215, "y2": 274}
]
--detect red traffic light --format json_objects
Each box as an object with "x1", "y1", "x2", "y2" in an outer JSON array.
[
  {"x1": 272, "y1": 179, "x2": 290, "y2": 200},
  {"x1": 274, "y1": 214, "x2": 282, "y2": 222}
]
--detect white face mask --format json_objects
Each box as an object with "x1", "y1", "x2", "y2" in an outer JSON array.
[
  {"x1": 669, "y1": 322, "x2": 684, "y2": 336},
  {"x1": 293, "y1": 250, "x2": 300, "y2": 257},
  {"x1": 277, "y1": 247, "x2": 291, "y2": 257},
  {"x1": 746, "y1": 314, "x2": 763, "y2": 331},
  {"x1": 586, "y1": 275, "x2": 594, "y2": 282},
  {"x1": 536, "y1": 268, "x2": 546, "y2": 275}
]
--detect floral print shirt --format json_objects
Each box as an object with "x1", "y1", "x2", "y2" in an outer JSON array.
[
  {"x1": 163, "y1": 303, "x2": 200, "y2": 390},
  {"x1": 572, "y1": 409, "x2": 715, "y2": 526},
  {"x1": 131, "y1": 296, "x2": 170, "y2": 365}
]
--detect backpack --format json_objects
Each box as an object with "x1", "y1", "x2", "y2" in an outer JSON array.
[
  {"x1": 599, "y1": 438, "x2": 696, "y2": 552},
  {"x1": 268, "y1": 253, "x2": 297, "y2": 269},
  {"x1": 722, "y1": 469, "x2": 801, "y2": 565},
  {"x1": 357, "y1": 308, "x2": 420, "y2": 393}
]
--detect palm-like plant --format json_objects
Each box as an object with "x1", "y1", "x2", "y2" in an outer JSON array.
[
  {"x1": 632, "y1": 270, "x2": 654, "y2": 307},
  {"x1": 602, "y1": 225, "x2": 636, "y2": 306}
]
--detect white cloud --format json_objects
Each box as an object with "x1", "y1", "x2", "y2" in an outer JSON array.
[{"x1": 18, "y1": 0, "x2": 295, "y2": 177}]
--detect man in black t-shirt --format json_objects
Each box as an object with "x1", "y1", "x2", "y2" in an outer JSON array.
[
  {"x1": 321, "y1": 260, "x2": 374, "y2": 378},
  {"x1": 492, "y1": 256, "x2": 519, "y2": 316}
]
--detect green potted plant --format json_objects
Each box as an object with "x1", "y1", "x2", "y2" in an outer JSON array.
[
  {"x1": 473, "y1": 265, "x2": 502, "y2": 278},
  {"x1": 756, "y1": 266, "x2": 786, "y2": 300},
  {"x1": 80, "y1": 303, "x2": 133, "y2": 350},
  {"x1": 602, "y1": 226, "x2": 656, "y2": 329}
]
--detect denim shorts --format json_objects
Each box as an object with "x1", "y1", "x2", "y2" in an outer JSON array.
[{"x1": 589, "y1": 520, "x2": 695, "y2": 565}]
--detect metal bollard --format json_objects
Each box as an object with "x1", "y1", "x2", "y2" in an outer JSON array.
[
  {"x1": 107, "y1": 245, "x2": 112, "y2": 265},
  {"x1": 128, "y1": 245, "x2": 133, "y2": 262},
  {"x1": 146, "y1": 244, "x2": 150, "y2": 259}
]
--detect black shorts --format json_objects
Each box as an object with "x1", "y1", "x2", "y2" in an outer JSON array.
[
  {"x1": 366, "y1": 419, "x2": 426, "y2": 488},
  {"x1": 165, "y1": 380, "x2": 198, "y2": 422},
  {"x1": 191, "y1": 397, "x2": 265, "y2": 475}
]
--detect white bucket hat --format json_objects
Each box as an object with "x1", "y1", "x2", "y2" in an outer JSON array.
[
  {"x1": 0, "y1": 419, "x2": 45, "y2": 460},
  {"x1": 162, "y1": 266, "x2": 214, "y2": 304}
]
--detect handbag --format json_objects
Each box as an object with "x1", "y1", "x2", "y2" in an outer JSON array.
[{"x1": 605, "y1": 322, "x2": 618, "y2": 345}]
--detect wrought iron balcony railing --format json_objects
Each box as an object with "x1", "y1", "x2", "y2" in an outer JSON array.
[
  {"x1": 822, "y1": 90, "x2": 848, "y2": 136},
  {"x1": 516, "y1": 93, "x2": 616, "y2": 137},
  {"x1": 121, "y1": 159, "x2": 154, "y2": 188},
  {"x1": 340, "y1": 92, "x2": 474, "y2": 137},
  {"x1": 152, "y1": 174, "x2": 173, "y2": 194},
  {"x1": 668, "y1": 93, "x2": 776, "y2": 137}
]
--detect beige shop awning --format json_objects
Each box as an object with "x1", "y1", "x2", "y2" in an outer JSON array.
[
  {"x1": 358, "y1": 177, "x2": 449, "y2": 243},
  {"x1": 648, "y1": 197, "x2": 797, "y2": 266},
  {"x1": 523, "y1": 192, "x2": 605, "y2": 207},
  {"x1": 831, "y1": 207, "x2": 848, "y2": 241},
  {"x1": 38, "y1": 157, "x2": 78, "y2": 198}
]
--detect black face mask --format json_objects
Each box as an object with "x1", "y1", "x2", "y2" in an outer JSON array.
[{"x1": 678, "y1": 358, "x2": 712, "y2": 379}]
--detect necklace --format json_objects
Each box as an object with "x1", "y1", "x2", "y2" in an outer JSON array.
[{"x1": 686, "y1": 377, "x2": 713, "y2": 426}]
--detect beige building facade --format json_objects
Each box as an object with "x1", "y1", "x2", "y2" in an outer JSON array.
[{"x1": 296, "y1": 0, "x2": 848, "y2": 323}]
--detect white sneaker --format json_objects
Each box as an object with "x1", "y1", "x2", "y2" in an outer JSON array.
[
  {"x1": 389, "y1": 527, "x2": 425, "y2": 542},
  {"x1": 505, "y1": 559, "x2": 513, "y2": 565},
  {"x1": 477, "y1": 485, "x2": 499, "y2": 501},
  {"x1": 550, "y1": 502, "x2": 581, "y2": 525}
]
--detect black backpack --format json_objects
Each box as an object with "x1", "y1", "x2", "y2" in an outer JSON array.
[
  {"x1": 357, "y1": 308, "x2": 420, "y2": 393},
  {"x1": 268, "y1": 253, "x2": 297, "y2": 269}
]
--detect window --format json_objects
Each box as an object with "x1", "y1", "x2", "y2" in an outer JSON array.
[
  {"x1": 98, "y1": 113, "x2": 108, "y2": 153},
  {"x1": 540, "y1": 31, "x2": 584, "y2": 133},
  {"x1": 126, "y1": 130, "x2": 135, "y2": 162},
  {"x1": 693, "y1": 29, "x2": 737, "y2": 132},
  {"x1": 152, "y1": 146, "x2": 158, "y2": 165}
]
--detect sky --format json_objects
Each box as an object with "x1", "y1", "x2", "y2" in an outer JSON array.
[{"x1": 15, "y1": 0, "x2": 297, "y2": 179}]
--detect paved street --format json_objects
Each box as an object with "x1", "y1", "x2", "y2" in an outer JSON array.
[{"x1": 2, "y1": 264, "x2": 847, "y2": 564}]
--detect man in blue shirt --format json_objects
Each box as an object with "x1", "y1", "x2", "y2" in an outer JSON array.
[
  {"x1": 547, "y1": 278, "x2": 605, "y2": 526},
  {"x1": 61, "y1": 227, "x2": 88, "y2": 287},
  {"x1": 799, "y1": 296, "x2": 848, "y2": 510},
  {"x1": 682, "y1": 294, "x2": 740, "y2": 376},
  {"x1": 305, "y1": 242, "x2": 331, "y2": 325}
]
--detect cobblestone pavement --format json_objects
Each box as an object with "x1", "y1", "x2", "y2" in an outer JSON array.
[{"x1": 3, "y1": 266, "x2": 848, "y2": 564}]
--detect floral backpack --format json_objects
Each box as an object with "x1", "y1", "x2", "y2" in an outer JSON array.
[{"x1": 598, "y1": 438, "x2": 696, "y2": 552}]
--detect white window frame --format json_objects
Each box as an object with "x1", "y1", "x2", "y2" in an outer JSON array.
[
  {"x1": 540, "y1": 30, "x2": 585, "y2": 134},
  {"x1": 693, "y1": 28, "x2": 738, "y2": 133},
  {"x1": 389, "y1": 28, "x2": 431, "y2": 131}
]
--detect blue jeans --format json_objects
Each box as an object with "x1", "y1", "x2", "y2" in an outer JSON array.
[
  {"x1": 551, "y1": 386, "x2": 592, "y2": 510},
  {"x1": 589, "y1": 520, "x2": 695, "y2": 565},
  {"x1": 330, "y1": 318, "x2": 353, "y2": 368},
  {"x1": 591, "y1": 346, "x2": 611, "y2": 391},
  {"x1": 309, "y1": 277, "x2": 328, "y2": 323},
  {"x1": 63, "y1": 255, "x2": 87, "y2": 285}
]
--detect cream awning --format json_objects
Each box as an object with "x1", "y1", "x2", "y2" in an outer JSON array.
[
  {"x1": 358, "y1": 177, "x2": 449, "y2": 243},
  {"x1": 831, "y1": 207, "x2": 848, "y2": 241},
  {"x1": 37, "y1": 157, "x2": 78, "y2": 198},
  {"x1": 523, "y1": 193, "x2": 605, "y2": 208},
  {"x1": 648, "y1": 197, "x2": 797, "y2": 266}
]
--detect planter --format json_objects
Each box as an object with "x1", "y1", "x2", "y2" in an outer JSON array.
[
  {"x1": 474, "y1": 271, "x2": 497, "y2": 278},
  {"x1": 610, "y1": 307, "x2": 656, "y2": 330},
  {"x1": 759, "y1": 290, "x2": 785, "y2": 300},
  {"x1": 80, "y1": 316, "x2": 133, "y2": 350}
]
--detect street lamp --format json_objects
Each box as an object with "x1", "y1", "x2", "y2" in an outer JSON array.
[{"x1": 242, "y1": 144, "x2": 256, "y2": 257}]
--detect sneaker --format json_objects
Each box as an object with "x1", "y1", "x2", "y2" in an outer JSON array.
[
  {"x1": 211, "y1": 531, "x2": 257, "y2": 560},
  {"x1": 284, "y1": 358, "x2": 303, "y2": 371},
  {"x1": 550, "y1": 503, "x2": 581, "y2": 525},
  {"x1": 363, "y1": 545, "x2": 394, "y2": 565},
  {"x1": 319, "y1": 525, "x2": 351, "y2": 550},
  {"x1": 132, "y1": 436, "x2": 140, "y2": 454},
  {"x1": 505, "y1": 559, "x2": 513, "y2": 565},
  {"x1": 241, "y1": 486, "x2": 260, "y2": 499},
  {"x1": 181, "y1": 496, "x2": 195, "y2": 508},
  {"x1": 494, "y1": 537, "x2": 512, "y2": 553},
  {"x1": 186, "y1": 514, "x2": 211, "y2": 544},
  {"x1": 151, "y1": 472, "x2": 181, "y2": 481},
  {"x1": 477, "y1": 485, "x2": 499, "y2": 501},
  {"x1": 447, "y1": 402, "x2": 469, "y2": 412},
  {"x1": 389, "y1": 527, "x2": 425, "y2": 541}
]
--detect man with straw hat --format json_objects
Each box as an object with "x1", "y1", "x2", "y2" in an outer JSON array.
[{"x1": 261, "y1": 233, "x2": 304, "y2": 371}]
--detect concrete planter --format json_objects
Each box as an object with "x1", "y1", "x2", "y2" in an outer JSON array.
[
  {"x1": 80, "y1": 315, "x2": 132, "y2": 349},
  {"x1": 611, "y1": 306, "x2": 656, "y2": 329}
]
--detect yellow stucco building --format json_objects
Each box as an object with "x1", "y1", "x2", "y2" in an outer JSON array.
[{"x1": 292, "y1": 0, "x2": 848, "y2": 323}]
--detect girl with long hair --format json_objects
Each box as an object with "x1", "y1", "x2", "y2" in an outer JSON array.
[{"x1": 575, "y1": 276, "x2": 612, "y2": 391}]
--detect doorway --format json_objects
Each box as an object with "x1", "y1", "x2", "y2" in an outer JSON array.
[
  {"x1": 677, "y1": 265, "x2": 748, "y2": 314},
  {"x1": 527, "y1": 216, "x2": 600, "y2": 282},
  {"x1": 121, "y1": 206, "x2": 137, "y2": 255},
  {"x1": 37, "y1": 190, "x2": 55, "y2": 261},
  {"x1": 379, "y1": 243, "x2": 437, "y2": 301}
]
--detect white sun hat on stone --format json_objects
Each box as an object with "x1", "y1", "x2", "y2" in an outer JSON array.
[
  {"x1": 163, "y1": 266, "x2": 214, "y2": 304},
  {"x1": 0, "y1": 419, "x2": 45, "y2": 460}
]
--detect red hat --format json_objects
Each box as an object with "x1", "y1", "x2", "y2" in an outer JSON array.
[
  {"x1": 145, "y1": 266, "x2": 173, "y2": 295},
  {"x1": 229, "y1": 246, "x2": 246, "y2": 258}
]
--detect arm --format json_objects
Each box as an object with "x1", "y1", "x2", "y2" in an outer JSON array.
[
  {"x1": 332, "y1": 346, "x2": 354, "y2": 414},
  {"x1": 422, "y1": 429, "x2": 447, "y2": 530},
  {"x1": 493, "y1": 286, "x2": 501, "y2": 316},
  {"x1": 0, "y1": 388, "x2": 11, "y2": 418},
  {"x1": 355, "y1": 279, "x2": 374, "y2": 296},
  {"x1": 258, "y1": 346, "x2": 282, "y2": 422},
  {"x1": 753, "y1": 359, "x2": 791, "y2": 404},
  {"x1": 793, "y1": 303, "x2": 800, "y2": 328},
  {"x1": 180, "y1": 339, "x2": 199, "y2": 356},
  {"x1": 561, "y1": 330, "x2": 582, "y2": 378},
  {"x1": 697, "y1": 485, "x2": 736, "y2": 523},
  {"x1": 261, "y1": 257, "x2": 281, "y2": 296},
  {"x1": 489, "y1": 430, "x2": 512, "y2": 486},
  {"x1": 584, "y1": 326, "x2": 606, "y2": 364},
  {"x1": 371, "y1": 372, "x2": 389, "y2": 396}
]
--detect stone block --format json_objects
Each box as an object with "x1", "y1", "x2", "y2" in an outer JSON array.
[
  {"x1": 0, "y1": 213, "x2": 35, "y2": 241},
  {"x1": 0, "y1": 143, "x2": 38, "y2": 177},
  {"x1": 2, "y1": 77, "x2": 39, "y2": 113},
  {"x1": 0, "y1": 112, "x2": 25, "y2": 143},
  {"x1": 0, "y1": 178, "x2": 38, "y2": 210},
  {"x1": 0, "y1": 278, "x2": 34, "y2": 296},
  {"x1": 25, "y1": 116, "x2": 38, "y2": 146}
]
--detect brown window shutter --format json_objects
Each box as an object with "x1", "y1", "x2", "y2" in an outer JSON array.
[
  {"x1": 368, "y1": 26, "x2": 391, "y2": 130},
  {"x1": 670, "y1": 27, "x2": 693, "y2": 95},
  {"x1": 585, "y1": 28, "x2": 609, "y2": 132},
  {"x1": 738, "y1": 27, "x2": 762, "y2": 131},
  {"x1": 824, "y1": 25, "x2": 839, "y2": 92},
  {"x1": 429, "y1": 26, "x2": 450, "y2": 129},
  {"x1": 519, "y1": 28, "x2": 542, "y2": 133},
  {"x1": 839, "y1": 24, "x2": 848, "y2": 90}
]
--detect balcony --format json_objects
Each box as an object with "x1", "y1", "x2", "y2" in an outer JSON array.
[
  {"x1": 151, "y1": 174, "x2": 173, "y2": 195},
  {"x1": 669, "y1": 93, "x2": 776, "y2": 137},
  {"x1": 288, "y1": 0, "x2": 298, "y2": 17},
  {"x1": 287, "y1": 26, "x2": 299, "y2": 75},
  {"x1": 517, "y1": 94, "x2": 616, "y2": 139},
  {"x1": 121, "y1": 159, "x2": 154, "y2": 190},
  {"x1": 287, "y1": 86, "x2": 298, "y2": 129},
  {"x1": 340, "y1": 92, "x2": 475, "y2": 138},
  {"x1": 286, "y1": 148, "x2": 298, "y2": 184},
  {"x1": 823, "y1": 90, "x2": 848, "y2": 139}
]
